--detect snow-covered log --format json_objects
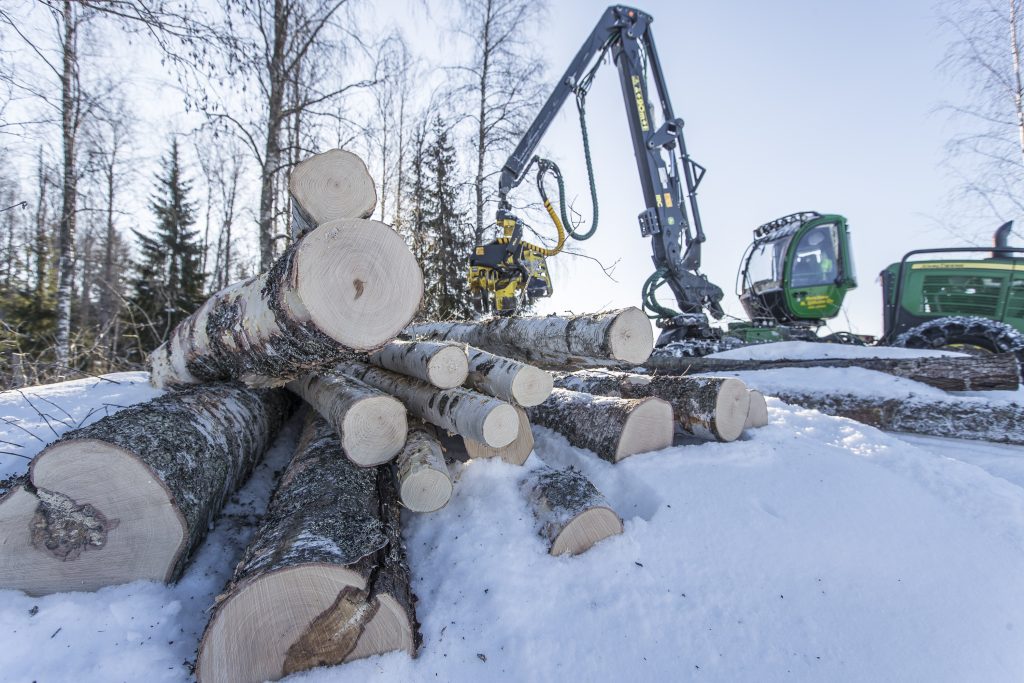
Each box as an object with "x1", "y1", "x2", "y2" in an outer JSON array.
[
  {"x1": 553, "y1": 370, "x2": 750, "y2": 442},
  {"x1": 287, "y1": 373, "x2": 407, "y2": 466},
  {"x1": 527, "y1": 388, "x2": 673, "y2": 463},
  {"x1": 335, "y1": 361, "x2": 518, "y2": 448},
  {"x1": 289, "y1": 149, "x2": 377, "y2": 239},
  {"x1": 394, "y1": 422, "x2": 452, "y2": 513},
  {"x1": 745, "y1": 390, "x2": 769, "y2": 429},
  {"x1": 521, "y1": 465, "x2": 623, "y2": 556},
  {"x1": 368, "y1": 340, "x2": 468, "y2": 389},
  {"x1": 197, "y1": 414, "x2": 418, "y2": 683},
  {"x1": 149, "y1": 218, "x2": 422, "y2": 389},
  {"x1": 0, "y1": 384, "x2": 293, "y2": 596},
  {"x1": 405, "y1": 308, "x2": 654, "y2": 368},
  {"x1": 465, "y1": 346, "x2": 553, "y2": 406},
  {"x1": 464, "y1": 407, "x2": 534, "y2": 465},
  {"x1": 775, "y1": 391, "x2": 1024, "y2": 445},
  {"x1": 643, "y1": 352, "x2": 1020, "y2": 392}
]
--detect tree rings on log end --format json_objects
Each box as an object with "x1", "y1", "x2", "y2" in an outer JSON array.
[
  {"x1": 745, "y1": 390, "x2": 769, "y2": 429},
  {"x1": 550, "y1": 506, "x2": 624, "y2": 557},
  {"x1": 465, "y1": 407, "x2": 534, "y2": 465},
  {"x1": 616, "y1": 397, "x2": 674, "y2": 461},
  {"x1": 510, "y1": 366, "x2": 554, "y2": 407},
  {"x1": 481, "y1": 402, "x2": 521, "y2": 448},
  {"x1": 607, "y1": 307, "x2": 655, "y2": 364},
  {"x1": 399, "y1": 467, "x2": 453, "y2": 514},
  {"x1": 289, "y1": 149, "x2": 377, "y2": 225},
  {"x1": 426, "y1": 345, "x2": 470, "y2": 389},
  {"x1": 295, "y1": 219, "x2": 422, "y2": 350},
  {"x1": 713, "y1": 378, "x2": 751, "y2": 442},
  {"x1": 342, "y1": 395, "x2": 408, "y2": 466}
]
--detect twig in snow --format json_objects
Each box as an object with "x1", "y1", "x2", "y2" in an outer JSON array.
[
  {"x1": 0, "y1": 450, "x2": 31, "y2": 460},
  {"x1": 0, "y1": 416, "x2": 45, "y2": 443}
]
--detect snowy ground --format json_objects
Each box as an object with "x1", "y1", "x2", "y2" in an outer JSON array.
[{"x1": 2, "y1": 349, "x2": 1024, "y2": 682}]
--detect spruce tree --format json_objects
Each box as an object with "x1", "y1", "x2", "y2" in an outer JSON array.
[{"x1": 130, "y1": 138, "x2": 205, "y2": 351}]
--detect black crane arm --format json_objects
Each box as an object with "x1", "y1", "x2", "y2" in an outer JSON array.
[{"x1": 497, "y1": 5, "x2": 725, "y2": 327}]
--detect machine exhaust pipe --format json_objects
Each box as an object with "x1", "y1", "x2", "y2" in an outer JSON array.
[{"x1": 993, "y1": 221, "x2": 1014, "y2": 258}]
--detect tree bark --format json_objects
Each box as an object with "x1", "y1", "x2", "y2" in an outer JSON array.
[
  {"x1": 553, "y1": 370, "x2": 750, "y2": 443},
  {"x1": 775, "y1": 391, "x2": 1024, "y2": 445},
  {"x1": 643, "y1": 352, "x2": 1021, "y2": 392},
  {"x1": 289, "y1": 149, "x2": 377, "y2": 240},
  {"x1": 149, "y1": 218, "x2": 422, "y2": 388},
  {"x1": 393, "y1": 422, "x2": 452, "y2": 513},
  {"x1": 288, "y1": 373, "x2": 407, "y2": 466},
  {"x1": 335, "y1": 361, "x2": 519, "y2": 448},
  {"x1": 465, "y1": 346, "x2": 553, "y2": 406},
  {"x1": 526, "y1": 388, "x2": 673, "y2": 463},
  {"x1": 0, "y1": 384, "x2": 294, "y2": 596},
  {"x1": 745, "y1": 390, "x2": 769, "y2": 429},
  {"x1": 464, "y1": 406, "x2": 534, "y2": 465},
  {"x1": 196, "y1": 413, "x2": 418, "y2": 683},
  {"x1": 405, "y1": 307, "x2": 654, "y2": 367},
  {"x1": 55, "y1": 0, "x2": 78, "y2": 370},
  {"x1": 521, "y1": 465, "x2": 623, "y2": 556},
  {"x1": 368, "y1": 340, "x2": 469, "y2": 389}
]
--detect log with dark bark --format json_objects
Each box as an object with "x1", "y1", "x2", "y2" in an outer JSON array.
[
  {"x1": 289, "y1": 149, "x2": 377, "y2": 240},
  {"x1": 465, "y1": 346, "x2": 553, "y2": 406},
  {"x1": 405, "y1": 308, "x2": 654, "y2": 368},
  {"x1": 197, "y1": 413, "x2": 418, "y2": 683},
  {"x1": 527, "y1": 388, "x2": 673, "y2": 463},
  {"x1": 368, "y1": 340, "x2": 469, "y2": 389},
  {"x1": 775, "y1": 391, "x2": 1024, "y2": 445},
  {"x1": 521, "y1": 465, "x2": 623, "y2": 556},
  {"x1": 553, "y1": 370, "x2": 750, "y2": 442},
  {"x1": 394, "y1": 422, "x2": 452, "y2": 513},
  {"x1": 335, "y1": 361, "x2": 519, "y2": 448},
  {"x1": 643, "y1": 352, "x2": 1020, "y2": 392},
  {"x1": 0, "y1": 384, "x2": 293, "y2": 596},
  {"x1": 464, "y1": 407, "x2": 534, "y2": 465},
  {"x1": 745, "y1": 390, "x2": 769, "y2": 429},
  {"x1": 150, "y1": 218, "x2": 423, "y2": 389},
  {"x1": 288, "y1": 373, "x2": 407, "y2": 466}
]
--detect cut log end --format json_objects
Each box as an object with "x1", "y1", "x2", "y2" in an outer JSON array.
[
  {"x1": 550, "y1": 506, "x2": 624, "y2": 557},
  {"x1": 426, "y1": 345, "x2": 470, "y2": 389},
  {"x1": 745, "y1": 390, "x2": 769, "y2": 429},
  {"x1": 481, "y1": 402, "x2": 521, "y2": 448},
  {"x1": 713, "y1": 378, "x2": 752, "y2": 442},
  {"x1": 295, "y1": 219, "x2": 423, "y2": 351},
  {"x1": 399, "y1": 468, "x2": 453, "y2": 514},
  {"x1": 510, "y1": 365, "x2": 554, "y2": 407},
  {"x1": 616, "y1": 397, "x2": 674, "y2": 461},
  {"x1": 342, "y1": 395, "x2": 408, "y2": 466},
  {"x1": 464, "y1": 407, "x2": 534, "y2": 465},
  {"x1": 289, "y1": 149, "x2": 377, "y2": 227},
  {"x1": 607, "y1": 307, "x2": 655, "y2": 364}
]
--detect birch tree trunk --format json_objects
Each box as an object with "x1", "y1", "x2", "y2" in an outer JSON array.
[
  {"x1": 335, "y1": 361, "x2": 519, "y2": 448},
  {"x1": 289, "y1": 149, "x2": 377, "y2": 240},
  {"x1": 521, "y1": 465, "x2": 623, "y2": 556},
  {"x1": 465, "y1": 346, "x2": 552, "y2": 406},
  {"x1": 149, "y1": 218, "x2": 422, "y2": 388},
  {"x1": 0, "y1": 384, "x2": 294, "y2": 596},
  {"x1": 197, "y1": 413, "x2": 418, "y2": 683},
  {"x1": 526, "y1": 388, "x2": 673, "y2": 463},
  {"x1": 368, "y1": 340, "x2": 469, "y2": 389},
  {"x1": 394, "y1": 422, "x2": 452, "y2": 513},
  {"x1": 405, "y1": 307, "x2": 654, "y2": 367},
  {"x1": 288, "y1": 373, "x2": 407, "y2": 466}
]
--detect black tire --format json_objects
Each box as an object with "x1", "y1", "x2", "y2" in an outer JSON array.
[{"x1": 894, "y1": 317, "x2": 1024, "y2": 370}]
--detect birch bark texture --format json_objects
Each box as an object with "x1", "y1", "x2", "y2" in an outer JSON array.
[
  {"x1": 149, "y1": 218, "x2": 423, "y2": 389},
  {"x1": 368, "y1": 340, "x2": 469, "y2": 389},
  {"x1": 404, "y1": 308, "x2": 654, "y2": 368},
  {"x1": 0, "y1": 384, "x2": 293, "y2": 596},
  {"x1": 197, "y1": 414, "x2": 418, "y2": 683},
  {"x1": 553, "y1": 370, "x2": 750, "y2": 442},
  {"x1": 526, "y1": 388, "x2": 673, "y2": 463},
  {"x1": 289, "y1": 149, "x2": 377, "y2": 240},
  {"x1": 464, "y1": 346, "x2": 553, "y2": 406},
  {"x1": 335, "y1": 361, "x2": 519, "y2": 448},
  {"x1": 393, "y1": 422, "x2": 452, "y2": 513},
  {"x1": 288, "y1": 373, "x2": 407, "y2": 466},
  {"x1": 521, "y1": 465, "x2": 623, "y2": 556}
]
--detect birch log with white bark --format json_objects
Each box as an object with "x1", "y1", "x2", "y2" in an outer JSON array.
[
  {"x1": 287, "y1": 373, "x2": 407, "y2": 466},
  {"x1": 522, "y1": 465, "x2": 623, "y2": 556},
  {"x1": 289, "y1": 149, "x2": 377, "y2": 240},
  {"x1": 0, "y1": 384, "x2": 293, "y2": 596},
  {"x1": 394, "y1": 422, "x2": 452, "y2": 513},
  {"x1": 150, "y1": 218, "x2": 422, "y2": 389},
  {"x1": 368, "y1": 340, "x2": 468, "y2": 389},
  {"x1": 197, "y1": 414, "x2": 418, "y2": 683},
  {"x1": 553, "y1": 370, "x2": 750, "y2": 442},
  {"x1": 335, "y1": 361, "x2": 518, "y2": 448},
  {"x1": 464, "y1": 407, "x2": 534, "y2": 465},
  {"x1": 526, "y1": 388, "x2": 673, "y2": 463},
  {"x1": 404, "y1": 308, "x2": 654, "y2": 368},
  {"x1": 745, "y1": 390, "x2": 769, "y2": 429},
  {"x1": 465, "y1": 346, "x2": 552, "y2": 406}
]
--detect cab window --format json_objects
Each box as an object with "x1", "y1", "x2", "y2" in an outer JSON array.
[{"x1": 789, "y1": 224, "x2": 839, "y2": 287}]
